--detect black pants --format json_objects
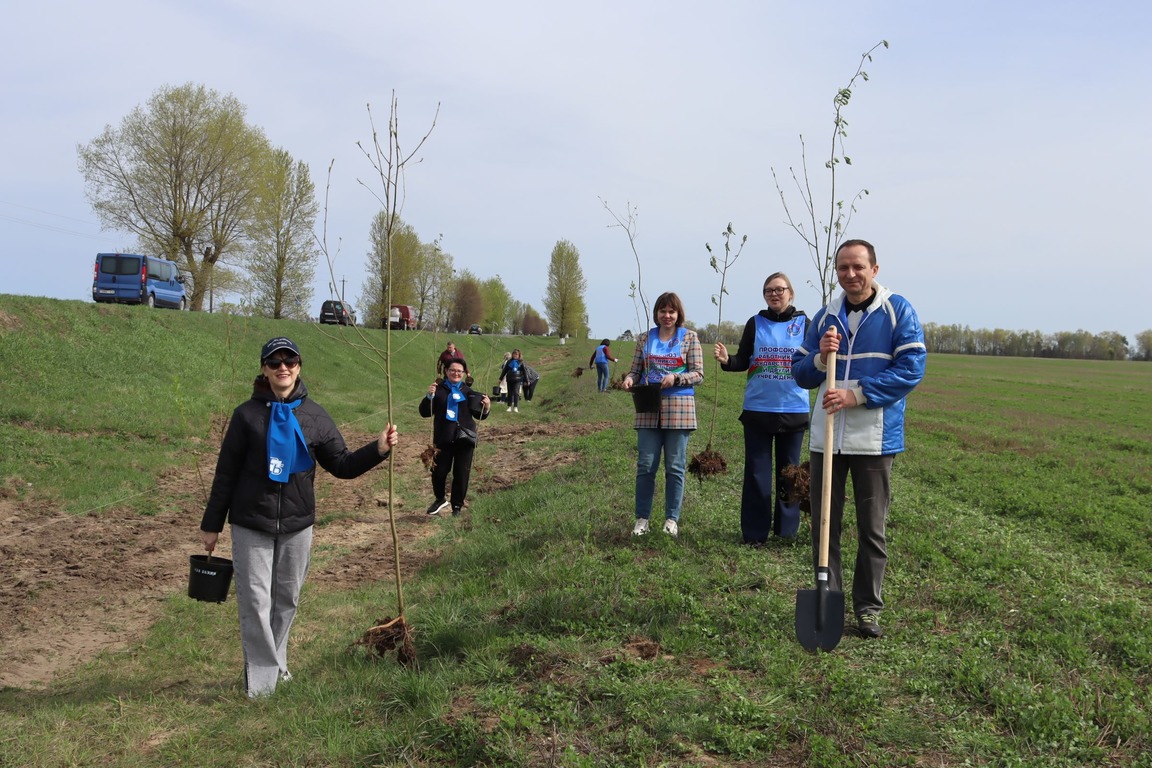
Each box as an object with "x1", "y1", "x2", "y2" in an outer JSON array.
[{"x1": 432, "y1": 439, "x2": 476, "y2": 507}]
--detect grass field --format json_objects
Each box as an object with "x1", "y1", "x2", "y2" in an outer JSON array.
[{"x1": 1, "y1": 294, "x2": 1150, "y2": 767}]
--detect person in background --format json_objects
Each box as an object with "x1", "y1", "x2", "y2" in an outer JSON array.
[
  {"x1": 589, "y1": 338, "x2": 619, "y2": 393},
  {"x1": 436, "y1": 341, "x2": 468, "y2": 380},
  {"x1": 621, "y1": 292, "x2": 704, "y2": 538},
  {"x1": 792, "y1": 239, "x2": 926, "y2": 639},
  {"x1": 500, "y1": 348, "x2": 527, "y2": 413},
  {"x1": 199, "y1": 337, "x2": 399, "y2": 698},
  {"x1": 420, "y1": 358, "x2": 491, "y2": 516},
  {"x1": 496, "y1": 351, "x2": 512, "y2": 403},
  {"x1": 714, "y1": 272, "x2": 809, "y2": 546}
]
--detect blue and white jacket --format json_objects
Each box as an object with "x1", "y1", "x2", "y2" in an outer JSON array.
[{"x1": 792, "y1": 282, "x2": 926, "y2": 455}]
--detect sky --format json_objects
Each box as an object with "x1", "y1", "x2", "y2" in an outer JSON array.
[{"x1": 3, "y1": 1, "x2": 1149, "y2": 341}]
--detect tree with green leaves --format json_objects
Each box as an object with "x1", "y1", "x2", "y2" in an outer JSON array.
[
  {"x1": 362, "y1": 215, "x2": 422, "y2": 327},
  {"x1": 449, "y1": 271, "x2": 484, "y2": 332},
  {"x1": 481, "y1": 276, "x2": 513, "y2": 335},
  {"x1": 543, "y1": 239, "x2": 588, "y2": 338},
  {"x1": 77, "y1": 82, "x2": 270, "y2": 310},
  {"x1": 411, "y1": 239, "x2": 454, "y2": 331},
  {"x1": 771, "y1": 41, "x2": 888, "y2": 306},
  {"x1": 243, "y1": 148, "x2": 319, "y2": 320}
]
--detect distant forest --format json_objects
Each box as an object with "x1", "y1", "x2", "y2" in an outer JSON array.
[{"x1": 690, "y1": 321, "x2": 1152, "y2": 362}]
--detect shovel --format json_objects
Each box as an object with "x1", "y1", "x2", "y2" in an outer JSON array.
[{"x1": 795, "y1": 349, "x2": 845, "y2": 651}]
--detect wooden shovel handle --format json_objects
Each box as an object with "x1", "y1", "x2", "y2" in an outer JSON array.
[{"x1": 818, "y1": 350, "x2": 836, "y2": 570}]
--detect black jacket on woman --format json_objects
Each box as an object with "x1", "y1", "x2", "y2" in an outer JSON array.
[
  {"x1": 419, "y1": 379, "x2": 489, "y2": 446},
  {"x1": 200, "y1": 377, "x2": 388, "y2": 536}
]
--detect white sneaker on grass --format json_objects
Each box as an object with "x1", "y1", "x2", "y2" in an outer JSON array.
[
  {"x1": 632, "y1": 518, "x2": 650, "y2": 536},
  {"x1": 663, "y1": 519, "x2": 678, "y2": 537}
]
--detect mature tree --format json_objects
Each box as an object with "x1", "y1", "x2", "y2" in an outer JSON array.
[
  {"x1": 410, "y1": 241, "x2": 454, "y2": 331},
  {"x1": 543, "y1": 239, "x2": 588, "y2": 338},
  {"x1": 449, "y1": 270, "x2": 484, "y2": 332},
  {"x1": 772, "y1": 41, "x2": 887, "y2": 306},
  {"x1": 77, "y1": 82, "x2": 269, "y2": 310},
  {"x1": 522, "y1": 306, "x2": 549, "y2": 336},
  {"x1": 242, "y1": 148, "x2": 318, "y2": 319},
  {"x1": 1134, "y1": 330, "x2": 1152, "y2": 362},
  {"x1": 481, "y1": 276, "x2": 513, "y2": 335},
  {"x1": 362, "y1": 214, "x2": 422, "y2": 327}
]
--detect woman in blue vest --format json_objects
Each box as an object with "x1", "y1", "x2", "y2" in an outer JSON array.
[
  {"x1": 589, "y1": 339, "x2": 619, "y2": 393},
  {"x1": 714, "y1": 273, "x2": 809, "y2": 545}
]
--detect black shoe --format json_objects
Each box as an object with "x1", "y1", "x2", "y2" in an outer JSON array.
[
  {"x1": 426, "y1": 498, "x2": 449, "y2": 516},
  {"x1": 857, "y1": 614, "x2": 884, "y2": 638},
  {"x1": 451, "y1": 506, "x2": 462, "y2": 516}
]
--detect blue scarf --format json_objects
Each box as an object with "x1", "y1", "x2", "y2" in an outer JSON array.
[
  {"x1": 444, "y1": 381, "x2": 466, "y2": 423},
  {"x1": 267, "y1": 400, "x2": 314, "y2": 483}
]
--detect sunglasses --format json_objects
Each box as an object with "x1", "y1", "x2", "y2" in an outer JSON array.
[{"x1": 264, "y1": 356, "x2": 301, "y2": 369}]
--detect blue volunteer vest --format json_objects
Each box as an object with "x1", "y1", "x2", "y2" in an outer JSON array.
[
  {"x1": 644, "y1": 327, "x2": 692, "y2": 397},
  {"x1": 743, "y1": 314, "x2": 809, "y2": 413}
]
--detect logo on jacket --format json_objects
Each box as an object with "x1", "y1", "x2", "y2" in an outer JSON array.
[
  {"x1": 787, "y1": 321, "x2": 804, "y2": 337},
  {"x1": 269, "y1": 458, "x2": 286, "y2": 477}
]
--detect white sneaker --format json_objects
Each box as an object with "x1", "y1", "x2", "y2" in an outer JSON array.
[
  {"x1": 513, "y1": 407, "x2": 519, "y2": 413},
  {"x1": 507, "y1": 406, "x2": 512, "y2": 412},
  {"x1": 663, "y1": 519, "x2": 679, "y2": 537},
  {"x1": 632, "y1": 518, "x2": 650, "y2": 536}
]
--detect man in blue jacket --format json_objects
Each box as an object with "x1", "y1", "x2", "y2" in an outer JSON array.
[{"x1": 792, "y1": 239, "x2": 926, "y2": 639}]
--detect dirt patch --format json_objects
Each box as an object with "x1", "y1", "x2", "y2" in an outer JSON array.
[{"x1": 0, "y1": 419, "x2": 607, "y2": 689}]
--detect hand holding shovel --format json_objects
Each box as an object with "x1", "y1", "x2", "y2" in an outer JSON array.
[{"x1": 794, "y1": 346, "x2": 845, "y2": 651}]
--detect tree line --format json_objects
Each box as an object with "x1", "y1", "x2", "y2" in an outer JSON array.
[{"x1": 78, "y1": 83, "x2": 590, "y2": 337}]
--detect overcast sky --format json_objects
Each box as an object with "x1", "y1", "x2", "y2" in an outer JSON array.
[{"x1": 3, "y1": 1, "x2": 1149, "y2": 341}]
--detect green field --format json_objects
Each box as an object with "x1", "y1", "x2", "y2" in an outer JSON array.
[{"x1": 1, "y1": 294, "x2": 1150, "y2": 767}]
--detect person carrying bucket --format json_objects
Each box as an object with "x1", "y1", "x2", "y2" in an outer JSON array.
[{"x1": 199, "y1": 337, "x2": 399, "y2": 697}]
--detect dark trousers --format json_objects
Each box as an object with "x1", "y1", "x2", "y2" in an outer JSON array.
[
  {"x1": 432, "y1": 439, "x2": 476, "y2": 507},
  {"x1": 506, "y1": 379, "x2": 522, "y2": 407},
  {"x1": 808, "y1": 452, "x2": 893, "y2": 617},
  {"x1": 741, "y1": 427, "x2": 803, "y2": 543}
]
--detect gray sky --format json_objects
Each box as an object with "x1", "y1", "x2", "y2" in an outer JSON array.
[{"x1": 3, "y1": 1, "x2": 1149, "y2": 341}]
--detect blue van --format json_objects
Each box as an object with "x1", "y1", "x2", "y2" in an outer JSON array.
[{"x1": 92, "y1": 253, "x2": 187, "y2": 309}]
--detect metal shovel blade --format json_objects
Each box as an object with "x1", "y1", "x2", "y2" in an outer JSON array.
[{"x1": 794, "y1": 582, "x2": 845, "y2": 652}]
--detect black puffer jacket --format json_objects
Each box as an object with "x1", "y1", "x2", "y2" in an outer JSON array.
[
  {"x1": 419, "y1": 380, "x2": 489, "y2": 446},
  {"x1": 200, "y1": 377, "x2": 388, "y2": 535}
]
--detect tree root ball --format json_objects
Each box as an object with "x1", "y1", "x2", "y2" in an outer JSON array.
[
  {"x1": 419, "y1": 444, "x2": 439, "y2": 471},
  {"x1": 354, "y1": 615, "x2": 417, "y2": 667},
  {"x1": 689, "y1": 449, "x2": 728, "y2": 481},
  {"x1": 574, "y1": 366, "x2": 584, "y2": 377},
  {"x1": 781, "y1": 461, "x2": 811, "y2": 514}
]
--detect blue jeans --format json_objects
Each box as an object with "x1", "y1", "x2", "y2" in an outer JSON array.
[
  {"x1": 595, "y1": 362, "x2": 610, "y2": 392},
  {"x1": 635, "y1": 428, "x2": 690, "y2": 521}
]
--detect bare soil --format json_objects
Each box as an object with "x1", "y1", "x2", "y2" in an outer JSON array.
[{"x1": 0, "y1": 419, "x2": 607, "y2": 689}]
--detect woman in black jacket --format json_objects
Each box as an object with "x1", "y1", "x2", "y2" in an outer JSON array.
[
  {"x1": 420, "y1": 357, "x2": 490, "y2": 516},
  {"x1": 199, "y1": 337, "x2": 398, "y2": 698}
]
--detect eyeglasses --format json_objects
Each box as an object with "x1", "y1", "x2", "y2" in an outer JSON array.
[
  {"x1": 446, "y1": 368, "x2": 466, "y2": 375},
  {"x1": 763, "y1": 287, "x2": 789, "y2": 296},
  {"x1": 263, "y1": 356, "x2": 301, "y2": 369}
]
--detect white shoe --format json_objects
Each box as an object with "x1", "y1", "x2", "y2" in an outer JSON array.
[
  {"x1": 663, "y1": 519, "x2": 679, "y2": 537},
  {"x1": 507, "y1": 406, "x2": 512, "y2": 412},
  {"x1": 632, "y1": 518, "x2": 650, "y2": 536},
  {"x1": 513, "y1": 407, "x2": 519, "y2": 413}
]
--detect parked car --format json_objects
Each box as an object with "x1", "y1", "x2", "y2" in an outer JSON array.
[
  {"x1": 320, "y1": 300, "x2": 354, "y2": 325},
  {"x1": 388, "y1": 304, "x2": 416, "y2": 330},
  {"x1": 468, "y1": 324, "x2": 483, "y2": 335},
  {"x1": 92, "y1": 253, "x2": 187, "y2": 310}
]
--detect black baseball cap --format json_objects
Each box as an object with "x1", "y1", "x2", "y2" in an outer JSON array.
[{"x1": 261, "y1": 337, "x2": 301, "y2": 362}]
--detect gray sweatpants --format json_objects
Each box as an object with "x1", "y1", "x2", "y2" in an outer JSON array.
[
  {"x1": 808, "y1": 453, "x2": 894, "y2": 617},
  {"x1": 231, "y1": 524, "x2": 313, "y2": 697}
]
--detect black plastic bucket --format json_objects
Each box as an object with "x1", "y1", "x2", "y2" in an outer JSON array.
[
  {"x1": 631, "y1": 384, "x2": 661, "y2": 413},
  {"x1": 188, "y1": 554, "x2": 234, "y2": 603}
]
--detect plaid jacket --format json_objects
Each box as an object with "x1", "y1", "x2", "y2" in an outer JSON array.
[{"x1": 626, "y1": 328, "x2": 704, "y2": 430}]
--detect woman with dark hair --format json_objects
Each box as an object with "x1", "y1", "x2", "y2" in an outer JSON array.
[
  {"x1": 199, "y1": 337, "x2": 399, "y2": 698},
  {"x1": 714, "y1": 272, "x2": 809, "y2": 545},
  {"x1": 499, "y1": 348, "x2": 527, "y2": 413},
  {"x1": 420, "y1": 358, "x2": 491, "y2": 516},
  {"x1": 589, "y1": 338, "x2": 618, "y2": 393},
  {"x1": 621, "y1": 292, "x2": 704, "y2": 537}
]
